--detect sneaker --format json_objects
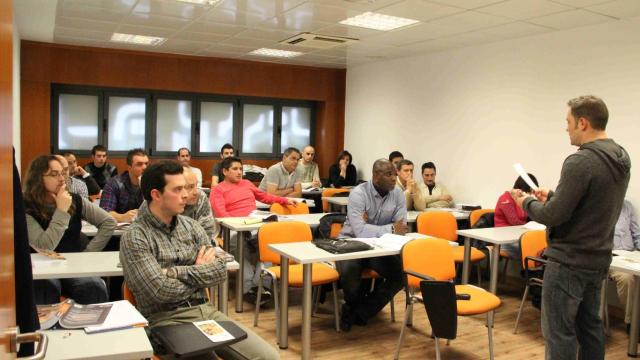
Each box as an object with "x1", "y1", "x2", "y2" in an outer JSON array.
[{"x1": 245, "y1": 287, "x2": 272, "y2": 307}]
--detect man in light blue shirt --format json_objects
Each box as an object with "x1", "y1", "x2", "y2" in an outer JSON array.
[
  {"x1": 610, "y1": 200, "x2": 640, "y2": 326},
  {"x1": 338, "y1": 159, "x2": 407, "y2": 331}
]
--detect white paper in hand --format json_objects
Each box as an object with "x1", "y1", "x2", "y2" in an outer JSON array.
[{"x1": 513, "y1": 163, "x2": 539, "y2": 191}]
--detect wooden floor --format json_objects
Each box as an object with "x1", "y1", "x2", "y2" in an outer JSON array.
[{"x1": 223, "y1": 278, "x2": 633, "y2": 359}]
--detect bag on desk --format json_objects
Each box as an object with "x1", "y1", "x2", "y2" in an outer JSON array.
[{"x1": 313, "y1": 238, "x2": 372, "y2": 254}]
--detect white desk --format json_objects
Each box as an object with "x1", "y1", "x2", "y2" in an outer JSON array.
[
  {"x1": 81, "y1": 223, "x2": 125, "y2": 237},
  {"x1": 256, "y1": 199, "x2": 316, "y2": 210},
  {"x1": 218, "y1": 213, "x2": 327, "y2": 313},
  {"x1": 31, "y1": 252, "x2": 239, "y2": 315},
  {"x1": 610, "y1": 251, "x2": 640, "y2": 356},
  {"x1": 41, "y1": 327, "x2": 153, "y2": 360},
  {"x1": 407, "y1": 209, "x2": 470, "y2": 222}
]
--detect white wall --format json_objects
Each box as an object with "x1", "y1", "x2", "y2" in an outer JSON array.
[
  {"x1": 345, "y1": 18, "x2": 640, "y2": 210},
  {"x1": 12, "y1": 18, "x2": 20, "y2": 169}
]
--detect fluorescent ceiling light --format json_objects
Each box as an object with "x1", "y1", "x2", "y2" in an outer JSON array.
[
  {"x1": 249, "y1": 48, "x2": 303, "y2": 58},
  {"x1": 110, "y1": 33, "x2": 166, "y2": 46},
  {"x1": 176, "y1": 0, "x2": 224, "y2": 5},
  {"x1": 340, "y1": 12, "x2": 419, "y2": 31}
]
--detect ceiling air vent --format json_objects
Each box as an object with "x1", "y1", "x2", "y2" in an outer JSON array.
[{"x1": 280, "y1": 33, "x2": 357, "y2": 49}]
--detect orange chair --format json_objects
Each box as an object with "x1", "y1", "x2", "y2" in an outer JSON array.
[
  {"x1": 321, "y1": 188, "x2": 350, "y2": 212},
  {"x1": 254, "y1": 221, "x2": 341, "y2": 334},
  {"x1": 513, "y1": 230, "x2": 547, "y2": 334},
  {"x1": 269, "y1": 202, "x2": 310, "y2": 215},
  {"x1": 469, "y1": 209, "x2": 494, "y2": 227},
  {"x1": 394, "y1": 238, "x2": 501, "y2": 360},
  {"x1": 416, "y1": 211, "x2": 486, "y2": 285}
]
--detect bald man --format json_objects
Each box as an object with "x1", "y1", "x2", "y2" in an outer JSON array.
[{"x1": 297, "y1": 145, "x2": 321, "y2": 189}]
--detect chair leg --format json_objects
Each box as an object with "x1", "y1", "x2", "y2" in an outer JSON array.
[
  {"x1": 476, "y1": 264, "x2": 482, "y2": 286},
  {"x1": 253, "y1": 271, "x2": 264, "y2": 326},
  {"x1": 272, "y1": 276, "x2": 280, "y2": 342},
  {"x1": 312, "y1": 286, "x2": 320, "y2": 316},
  {"x1": 394, "y1": 302, "x2": 413, "y2": 360},
  {"x1": 487, "y1": 313, "x2": 495, "y2": 360},
  {"x1": 513, "y1": 284, "x2": 530, "y2": 334},
  {"x1": 501, "y1": 258, "x2": 510, "y2": 283},
  {"x1": 446, "y1": 339, "x2": 450, "y2": 346},
  {"x1": 390, "y1": 297, "x2": 396, "y2": 322},
  {"x1": 332, "y1": 282, "x2": 340, "y2": 332},
  {"x1": 370, "y1": 277, "x2": 376, "y2": 293},
  {"x1": 434, "y1": 336, "x2": 441, "y2": 360}
]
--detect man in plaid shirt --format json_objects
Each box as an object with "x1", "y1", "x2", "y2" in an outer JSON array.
[{"x1": 120, "y1": 160, "x2": 278, "y2": 359}]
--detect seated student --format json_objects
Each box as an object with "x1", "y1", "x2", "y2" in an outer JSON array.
[
  {"x1": 120, "y1": 161, "x2": 279, "y2": 360},
  {"x1": 211, "y1": 157, "x2": 296, "y2": 302},
  {"x1": 338, "y1": 159, "x2": 407, "y2": 331},
  {"x1": 328, "y1": 150, "x2": 357, "y2": 188},
  {"x1": 395, "y1": 159, "x2": 426, "y2": 211},
  {"x1": 63, "y1": 151, "x2": 100, "y2": 196},
  {"x1": 609, "y1": 200, "x2": 640, "y2": 330},
  {"x1": 211, "y1": 143, "x2": 235, "y2": 187},
  {"x1": 388, "y1": 150, "x2": 404, "y2": 169},
  {"x1": 24, "y1": 155, "x2": 116, "y2": 304},
  {"x1": 54, "y1": 155, "x2": 89, "y2": 200},
  {"x1": 298, "y1": 145, "x2": 321, "y2": 189},
  {"x1": 495, "y1": 174, "x2": 539, "y2": 258},
  {"x1": 176, "y1": 147, "x2": 203, "y2": 187},
  {"x1": 418, "y1": 162, "x2": 453, "y2": 208},
  {"x1": 259, "y1": 147, "x2": 302, "y2": 198},
  {"x1": 84, "y1": 145, "x2": 118, "y2": 189},
  {"x1": 100, "y1": 148, "x2": 149, "y2": 223}
]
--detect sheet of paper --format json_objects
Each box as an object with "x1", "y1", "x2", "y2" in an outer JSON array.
[
  {"x1": 84, "y1": 300, "x2": 148, "y2": 333},
  {"x1": 513, "y1": 163, "x2": 539, "y2": 191},
  {"x1": 193, "y1": 320, "x2": 235, "y2": 343}
]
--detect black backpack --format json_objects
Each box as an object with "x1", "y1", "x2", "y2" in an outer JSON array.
[{"x1": 315, "y1": 213, "x2": 346, "y2": 239}]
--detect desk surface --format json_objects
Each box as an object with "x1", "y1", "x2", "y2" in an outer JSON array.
[
  {"x1": 82, "y1": 222, "x2": 125, "y2": 237},
  {"x1": 256, "y1": 199, "x2": 316, "y2": 210},
  {"x1": 457, "y1": 226, "x2": 531, "y2": 244},
  {"x1": 41, "y1": 327, "x2": 153, "y2": 360},
  {"x1": 270, "y1": 241, "x2": 398, "y2": 264},
  {"x1": 32, "y1": 252, "x2": 239, "y2": 279},
  {"x1": 611, "y1": 250, "x2": 640, "y2": 275},
  {"x1": 218, "y1": 213, "x2": 326, "y2": 231}
]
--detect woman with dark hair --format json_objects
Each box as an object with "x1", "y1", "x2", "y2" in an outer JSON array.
[
  {"x1": 328, "y1": 150, "x2": 357, "y2": 188},
  {"x1": 494, "y1": 173, "x2": 539, "y2": 258},
  {"x1": 24, "y1": 155, "x2": 116, "y2": 304}
]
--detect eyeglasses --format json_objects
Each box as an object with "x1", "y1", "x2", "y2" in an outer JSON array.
[{"x1": 43, "y1": 171, "x2": 67, "y2": 178}]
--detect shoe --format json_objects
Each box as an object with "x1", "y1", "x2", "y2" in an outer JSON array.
[{"x1": 245, "y1": 287, "x2": 272, "y2": 307}]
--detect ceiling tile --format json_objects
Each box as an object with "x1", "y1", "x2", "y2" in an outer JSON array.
[
  {"x1": 116, "y1": 24, "x2": 176, "y2": 38},
  {"x1": 217, "y1": 0, "x2": 307, "y2": 17},
  {"x1": 203, "y1": 8, "x2": 273, "y2": 26},
  {"x1": 172, "y1": 31, "x2": 230, "y2": 43},
  {"x1": 473, "y1": 21, "x2": 554, "y2": 39},
  {"x1": 55, "y1": 27, "x2": 113, "y2": 42},
  {"x1": 56, "y1": 16, "x2": 120, "y2": 33},
  {"x1": 477, "y1": 0, "x2": 573, "y2": 20},
  {"x1": 365, "y1": 22, "x2": 465, "y2": 46},
  {"x1": 425, "y1": 0, "x2": 506, "y2": 10},
  {"x1": 257, "y1": 15, "x2": 333, "y2": 32},
  {"x1": 184, "y1": 21, "x2": 248, "y2": 36},
  {"x1": 133, "y1": 0, "x2": 211, "y2": 20},
  {"x1": 202, "y1": 43, "x2": 257, "y2": 54},
  {"x1": 158, "y1": 39, "x2": 211, "y2": 53},
  {"x1": 527, "y1": 8, "x2": 614, "y2": 28},
  {"x1": 234, "y1": 28, "x2": 299, "y2": 41},
  {"x1": 549, "y1": 0, "x2": 615, "y2": 7},
  {"x1": 587, "y1": 0, "x2": 640, "y2": 19},
  {"x1": 194, "y1": 49, "x2": 244, "y2": 58},
  {"x1": 218, "y1": 37, "x2": 276, "y2": 48},
  {"x1": 55, "y1": 35, "x2": 111, "y2": 48},
  {"x1": 123, "y1": 12, "x2": 191, "y2": 29},
  {"x1": 60, "y1": 0, "x2": 137, "y2": 14},
  {"x1": 314, "y1": 24, "x2": 382, "y2": 39},
  {"x1": 377, "y1": 0, "x2": 465, "y2": 22},
  {"x1": 307, "y1": 0, "x2": 406, "y2": 12},
  {"x1": 58, "y1": 4, "x2": 127, "y2": 23},
  {"x1": 278, "y1": 2, "x2": 362, "y2": 24},
  {"x1": 428, "y1": 10, "x2": 512, "y2": 32}
]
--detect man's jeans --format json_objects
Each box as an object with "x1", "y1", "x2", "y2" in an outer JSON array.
[{"x1": 542, "y1": 260, "x2": 608, "y2": 360}]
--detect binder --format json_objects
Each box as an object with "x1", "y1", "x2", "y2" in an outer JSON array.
[{"x1": 151, "y1": 321, "x2": 247, "y2": 358}]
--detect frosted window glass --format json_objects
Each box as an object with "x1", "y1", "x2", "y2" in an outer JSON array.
[
  {"x1": 58, "y1": 94, "x2": 99, "y2": 150},
  {"x1": 242, "y1": 104, "x2": 273, "y2": 153},
  {"x1": 200, "y1": 102, "x2": 233, "y2": 153},
  {"x1": 281, "y1": 106, "x2": 311, "y2": 150},
  {"x1": 108, "y1": 97, "x2": 146, "y2": 151},
  {"x1": 156, "y1": 99, "x2": 192, "y2": 152}
]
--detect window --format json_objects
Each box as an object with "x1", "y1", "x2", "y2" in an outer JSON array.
[{"x1": 51, "y1": 84, "x2": 315, "y2": 158}]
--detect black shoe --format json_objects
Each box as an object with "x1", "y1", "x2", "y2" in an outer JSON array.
[{"x1": 245, "y1": 287, "x2": 272, "y2": 307}]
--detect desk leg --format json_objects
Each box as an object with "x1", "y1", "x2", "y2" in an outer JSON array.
[
  {"x1": 302, "y1": 263, "x2": 312, "y2": 360},
  {"x1": 279, "y1": 257, "x2": 289, "y2": 349},
  {"x1": 235, "y1": 231, "x2": 245, "y2": 313},
  {"x1": 489, "y1": 244, "x2": 501, "y2": 294},
  {"x1": 461, "y1": 237, "x2": 471, "y2": 285},
  {"x1": 222, "y1": 227, "x2": 230, "y2": 252},
  {"x1": 628, "y1": 275, "x2": 640, "y2": 357},
  {"x1": 219, "y1": 276, "x2": 229, "y2": 315}
]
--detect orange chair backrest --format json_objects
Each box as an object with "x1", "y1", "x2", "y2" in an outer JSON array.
[
  {"x1": 329, "y1": 223, "x2": 343, "y2": 238},
  {"x1": 402, "y1": 238, "x2": 456, "y2": 289},
  {"x1": 519, "y1": 230, "x2": 548, "y2": 269},
  {"x1": 122, "y1": 282, "x2": 137, "y2": 307},
  {"x1": 270, "y1": 202, "x2": 310, "y2": 215},
  {"x1": 321, "y1": 188, "x2": 350, "y2": 212},
  {"x1": 258, "y1": 221, "x2": 313, "y2": 264},
  {"x1": 470, "y1": 209, "x2": 495, "y2": 227},
  {"x1": 416, "y1": 212, "x2": 457, "y2": 241}
]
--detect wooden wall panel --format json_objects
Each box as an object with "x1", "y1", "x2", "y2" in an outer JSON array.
[{"x1": 20, "y1": 41, "x2": 346, "y2": 179}]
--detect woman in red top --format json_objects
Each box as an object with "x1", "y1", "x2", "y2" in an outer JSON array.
[{"x1": 495, "y1": 173, "x2": 539, "y2": 258}]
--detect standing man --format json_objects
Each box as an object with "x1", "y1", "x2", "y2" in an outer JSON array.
[
  {"x1": 176, "y1": 147, "x2": 203, "y2": 187},
  {"x1": 211, "y1": 143, "x2": 235, "y2": 187},
  {"x1": 259, "y1": 147, "x2": 302, "y2": 198},
  {"x1": 514, "y1": 95, "x2": 630, "y2": 360},
  {"x1": 419, "y1": 162, "x2": 453, "y2": 208},
  {"x1": 298, "y1": 145, "x2": 321, "y2": 189},
  {"x1": 396, "y1": 159, "x2": 426, "y2": 211},
  {"x1": 338, "y1": 159, "x2": 407, "y2": 331},
  {"x1": 84, "y1": 145, "x2": 117, "y2": 189},
  {"x1": 100, "y1": 148, "x2": 149, "y2": 223},
  {"x1": 63, "y1": 151, "x2": 100, "y2": 196},
  {"x1": 120, "y1": 161, "x2": 279, "y2": 360}
]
